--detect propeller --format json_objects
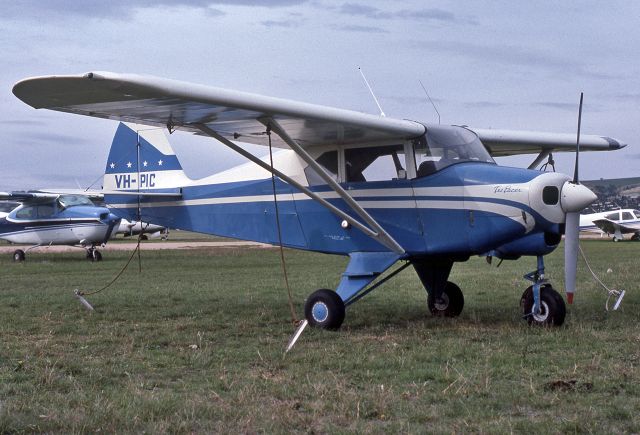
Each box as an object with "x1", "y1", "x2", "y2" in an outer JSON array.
[{"x1": 562, "y1": 93, "x2": 597, "y2": 304}]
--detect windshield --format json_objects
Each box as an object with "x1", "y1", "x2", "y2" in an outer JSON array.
[
  {"x1": 414, "y1": 125, "x2": 495, "y2": 177},
  {"x1": 57, "y1": 195, "x2": 94, "y2": 209}
]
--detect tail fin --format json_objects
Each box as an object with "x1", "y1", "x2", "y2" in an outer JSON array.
[{"x1": 103, "y1": 123, "x2": 190, "y2": 192}]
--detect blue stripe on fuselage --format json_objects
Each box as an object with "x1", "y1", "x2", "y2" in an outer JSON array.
[{"x1": 105, "y1": 163, "x2": 547, "y2": 255}]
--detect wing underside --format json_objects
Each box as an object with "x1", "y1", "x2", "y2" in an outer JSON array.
[
  {"x1": 593, "y1": 219, "x2": 640, "y2": 235},
  {"x1": 12, "y1": 71, "x2": 625, "y2": 156},
  {"x1": 12, "y1": 72, "x2": 425, "y2": 149}
]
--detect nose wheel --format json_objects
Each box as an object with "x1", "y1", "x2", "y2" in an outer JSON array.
[
  {"x1": 522, "y1": 256, "x2": 566, "y2": 326},
  {"x1": 86, "y1": 248, "x2": 103, "y2": 262},
  {"x1": 521, "y1": 284, "x2": 566, "y2": 326},
  {"x1": 12, "y1": 249, "x2": 25, "y2": 262}
]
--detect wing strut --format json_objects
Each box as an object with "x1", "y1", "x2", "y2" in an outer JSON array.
[
  {"x1": 528, "y1": 150, "x2": 551, "y2": 170},
  {"x1": 260, "y1": 118, "x2": 405, "y2": 254},
  {"x1": 194, "y1": 123, "x2": 405, "y2": 254}
]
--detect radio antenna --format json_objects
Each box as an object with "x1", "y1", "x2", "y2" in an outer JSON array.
[
  {"x1": 419, "y1": 79, "x2": 440, "y2": 124},
  {"x1": 358, "y1": 67, "x2": 386, "y2": 117}
]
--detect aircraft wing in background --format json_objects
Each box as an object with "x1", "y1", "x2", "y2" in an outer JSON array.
[{"x1": 592, "y1": 218, "x2": 640, "y2": 235}]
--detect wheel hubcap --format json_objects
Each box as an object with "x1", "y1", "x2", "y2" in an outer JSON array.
[
  {"x1": 312, "y1": 301, "x2": 329, "y2": 323},
  {"x1": 434, "y1": 294, "x2": 450, "y2": 311},
  {"x1": 531, "y1": 301, "x2": 550, "y2": 322}
]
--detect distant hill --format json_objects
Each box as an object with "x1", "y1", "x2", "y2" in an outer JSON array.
[
  {"x1": 580, "y1": 176, "x2": 640, "y2": 212},
  {"x1": 583, "y1": 177, "x2": 640, "y2": 189}
]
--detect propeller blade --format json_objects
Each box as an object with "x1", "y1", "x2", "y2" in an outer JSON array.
[
  {"x1": 573, "y1": 92, "x2": 583, "y2": 184},
  {"x1": 564, "y1": 212, "x2": 580, "y2": 304}
]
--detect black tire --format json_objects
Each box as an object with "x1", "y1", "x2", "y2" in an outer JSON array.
[
  {"x1": 91, "y1": 250, "x2": 103, "y2": 262},
  {"x1": 13, "y1": 249, "x2": 25, "y2": 262},
  {"x1": 631, "y1": 233, "x2": 640, "y2": 241},
  {"x1": 428, "y1": 281, "x2": 464, "y2": 317},
  {"x1": 521, "y1": 285, "x2": 566, "y2": 326},
  {"x1": 304, "y1": 289, "x2": 345, "y2": 330}
]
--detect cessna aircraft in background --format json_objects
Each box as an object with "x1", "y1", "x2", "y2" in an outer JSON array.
[
  {"x1": 12, "y1": 72, "x2": 625, "y2": 338},
  {"x1": 0, "y1": 191, "x2": 121, "y2": 261},
  {"x1": 580, "y1": 208, "x2": 640, "y2": 241}
]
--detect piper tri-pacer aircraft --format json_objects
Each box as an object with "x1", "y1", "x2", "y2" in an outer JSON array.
[
  {"x1": 12, "y1": 72, "x2": 626, "y2": 332},
  {"x1": 0, "y1": 191, "x2": 121, "y2": 261},
  {"x1": 580, "y1": 209, "x2": 640, "y2": 241}
]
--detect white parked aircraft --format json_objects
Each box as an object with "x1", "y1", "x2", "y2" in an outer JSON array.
[{"x1": 580, "y1": 209, "x2": 640, "y2": 241}]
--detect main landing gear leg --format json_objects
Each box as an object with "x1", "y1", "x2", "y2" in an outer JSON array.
[
  {"x1": 521, "y1": 255, "x2": 566, "y2": 326},
  {"x1": 413, "y1": 258, "x2": 464, "y2": 317},
  {"x1": 303, "y1": 252, "x2": 403, "y2": 330}
]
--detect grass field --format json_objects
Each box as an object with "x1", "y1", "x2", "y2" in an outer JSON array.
[{"x1": 1, "y1": 240, "x2": 638, "y2": 433}]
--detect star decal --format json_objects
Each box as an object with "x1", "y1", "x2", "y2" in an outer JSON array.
[
  {"x1": 143, "y1": 161, "x2": 148, "y2": 167},
  {"x1": 127, "y1": 162, "x2": 132, "y2": 168},
  {"x1": 158, "y1": 160, "x2": 163, "y2": 166},
  {"x1": 110, "y1": 163, "x2": 115, "y2": 169}
]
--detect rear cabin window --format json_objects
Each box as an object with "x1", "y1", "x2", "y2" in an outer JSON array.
[
  {"x1": 344, "y1": 145, "x2": 406, "y2": 182},
  {"x1": 305, "y1": 151, "x2": 338, "y2": 186},
  {"x1": 14, "y1": 204, "x2": 56, "y2": 219},
  {"x1": 622, "y1": 211, "x2": 634, "y2": 220}
]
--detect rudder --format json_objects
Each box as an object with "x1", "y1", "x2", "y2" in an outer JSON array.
[{"x1": 103, "y1": 122, "x2": 190, "y2": 192}]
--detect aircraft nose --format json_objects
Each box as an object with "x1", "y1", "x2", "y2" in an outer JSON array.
[{"x1": 560, "y1": 182, "x2": 597, "y2": 213}]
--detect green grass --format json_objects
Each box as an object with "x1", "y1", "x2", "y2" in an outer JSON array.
[{"x1": 1, "y1": 240, "x2": 639, "y2": 433}]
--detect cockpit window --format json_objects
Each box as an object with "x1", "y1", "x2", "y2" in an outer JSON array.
[
  {"x1": 414, "y1": 125, "x2": 495, "y2": 178},
  {"x1": 344, "y1": 145, "x2": 406, "y2": 182},
  {"x1": 605, "y1": 212, "x2": 620, "y2": 221},
  {"x1": 58, "y1": 195, "x2": 94, "y2": 210}
]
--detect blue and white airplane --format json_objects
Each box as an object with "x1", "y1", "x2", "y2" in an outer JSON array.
[
  {"x1": 12, "y1": 72, "x2": 625, "y2": 333},
  {"x1": 0, "y1": 192, "x2": 121, "y2": 261}
]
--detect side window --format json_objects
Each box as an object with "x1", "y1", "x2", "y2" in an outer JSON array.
[
  {"x1": 37, "y1": 205, "x2": 55, "y2": 218},
  {"x1": 621, "y1": 211, "x2": 634, "y2": 220},
  {"x1": 344, "y1": 145, "x2": 406, "y2": 182},
  {"x1": 605, "y1": 212, "x2": 620, "y2": 221},
  {"x1": 305, "y1": 151, "x2": 338, "y2": 186},
  {"x1": 15, "y1": 206, "x2": 36, "y2": 219}
]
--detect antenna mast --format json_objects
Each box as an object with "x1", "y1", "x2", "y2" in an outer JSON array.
[
  {"x1": 419, "y1": 80, "x2": 440, "y2": 124},
  {"x1": 358, "y1": 67, "x2": 386, "y2": 117}
]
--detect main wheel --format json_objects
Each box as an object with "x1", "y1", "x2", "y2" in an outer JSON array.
[
  {"x1": 304, "y1": 289, "x2": 345, "y2": 330},
  {"x1": 521, "y1": 285, "x2": 566, "y2": 326},
  {"x1": 428, "y1": 281, "x2": 464, "y2": 317},
  {"x1": 631, "y1": 233, "x2": 640, "y2": 241},
  {"x1": 13, "y1": 249, "x2": 25, "y2": 262},
  {"x1": 91, "y1": 250, "x2": 102, "y2": 262}
]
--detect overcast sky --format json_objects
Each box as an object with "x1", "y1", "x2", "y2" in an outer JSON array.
[{"x1": 1, "y1": 1, "x2": 638, "y2": 190}]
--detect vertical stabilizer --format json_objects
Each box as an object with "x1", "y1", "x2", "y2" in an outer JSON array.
[{"x1": 103, "y1": 123, "x2": 191, "y2": 192}]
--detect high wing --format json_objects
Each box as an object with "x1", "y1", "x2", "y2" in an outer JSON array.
[
  {"x1": 470, "y1": 128, "x2": 625, "y2": 157},
  {"x1": 592, "y1": 218, "x2": 640, "y2": 235},
  {"x1": 0, "y1": 191, "x2": 58, "y2": 203},
  {"x1": 13, "y1": 71, "x2": 625, "y2": 155},
  {"x1": 12, "y1": 72, "x2": 424, "y2": 149}
]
